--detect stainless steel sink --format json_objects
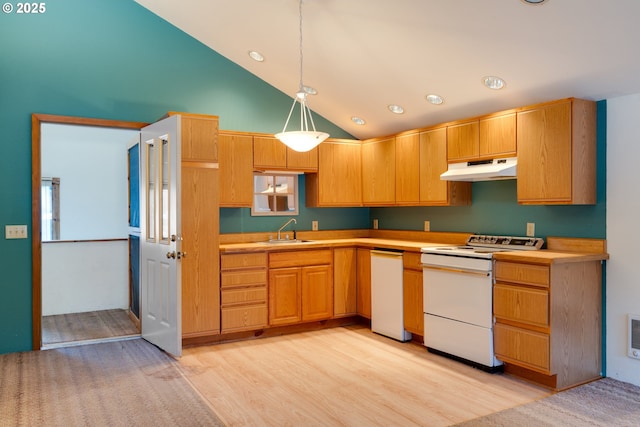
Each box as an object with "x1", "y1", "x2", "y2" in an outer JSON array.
[{"x1": 257, "y1": 239, "x2": 315, "y2": 245}]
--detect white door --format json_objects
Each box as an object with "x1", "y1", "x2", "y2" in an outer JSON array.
[{"x1": 140, "y1": 115, "x2": 182, "y2": 357}]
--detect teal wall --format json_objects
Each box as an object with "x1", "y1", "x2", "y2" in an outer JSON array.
[
  {"x1": 0, "y1": 0, "x2": 352, "y2": 354},
  {"x1": 0, "y1": 0, "x2": 607, "y2": 355},
  {"x1": 371, "y1": 101, "x2": 607, "y2": 241}
]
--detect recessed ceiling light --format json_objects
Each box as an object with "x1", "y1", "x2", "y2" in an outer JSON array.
[
  {"x1": 426, "y1": 94, "x2": 444, "y2": 105},
  {"x1": 302, "y1": 85, "x2": 317, "y2": 95},
  {"x1": 388, "y1": 104, "x2": 404, "y2": 114},
  {"x1": 248, "y1": 51, "x2": 264, "y2": 62},
  {"x1": 521, "y1": 0, "x2": 547, "y2": 4},
  {"x1": 351, "y1": 116, "x2": 366, "y2": 125},
  {"x1": 482, "y1": 76, "x2": 506, "y2": 90}
]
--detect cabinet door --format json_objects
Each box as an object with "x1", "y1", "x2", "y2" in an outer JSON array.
[
  {"x1": 287, "y1": 146, "x2": 318, "y2": 171},
  {"x1": 180, "y1": 114, "x2": 219, "y2": 162},
  {"x1": 517, "y1": 102, "x2": 572, "y2": 203},
  {"x1": 479, "y1": 113, "x2": 516, "y2": 158},
  {"x1": 219, "y1": 133, "x2": 254, "y2": 207},
  {"x1": 253, "y1": 136, "x2": 287, "y2": 169},
  {"x1": 306, "y1": 140, "x2": 362, "y2": 207},
  {"x1": 356, "y1": 248, "x2": 372, "y2": 318},
  {"x1": 403, "y1": 268, "x2": 423, "y2": 335},
  {"x1": 447, "y1": 120, "x2": 479, "y2": 162},
  {"x1": 301, "y1": 265, "x2": 333, "y2": 321},
  {"x1": 362, "y1": 137, "x2": 396, "y2": 205},
  {"x1": 333, "y1": 248, "x2": 357, "y2": 317},
  {"x1": 269, "y1": 267, "x2": 301, "y2": 326},
  {"x1": 395, "y1": 133, "x2": 420, "y2": 205}
]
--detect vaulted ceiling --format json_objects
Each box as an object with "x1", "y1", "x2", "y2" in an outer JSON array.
[{"x1": 135, "y1": 0, "x2": 640, "y2": 139}]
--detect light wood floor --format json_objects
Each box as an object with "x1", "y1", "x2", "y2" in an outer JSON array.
[
  {"x1": 42, "y1": 309, "x2": 139, "y2": 346},
  {"x1": 179, "y1": 325, "x2": 552, "y2": 427}
]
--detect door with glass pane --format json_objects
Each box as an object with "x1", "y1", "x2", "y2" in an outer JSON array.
[{"x1": 139, "y1": 115, "x2": 182, "y2": 357}]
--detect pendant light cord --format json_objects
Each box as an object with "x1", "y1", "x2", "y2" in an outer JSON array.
[{"x1": 298, "y1": 0, "x2": 304, "y2": 92}]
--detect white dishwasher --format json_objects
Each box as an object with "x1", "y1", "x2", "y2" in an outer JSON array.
[{"x1": 370, "y1": 249, "x2": 411, "y2": 342}]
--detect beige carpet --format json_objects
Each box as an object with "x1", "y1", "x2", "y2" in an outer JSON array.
[
  {"x1": 455, "y1": 377, "x2": 640, "y2": 427},
  {"x1": 0, "y1": 339, "x2": 225, "y2": 427}
]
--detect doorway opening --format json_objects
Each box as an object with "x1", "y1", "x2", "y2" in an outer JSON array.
[{"x1": 32, "y1": 114, "x2": 148, "y2": 350}]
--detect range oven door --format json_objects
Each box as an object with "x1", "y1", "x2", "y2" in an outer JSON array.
[{"x1": 422, "y1": 262, "x2": 492, "y2": 328}]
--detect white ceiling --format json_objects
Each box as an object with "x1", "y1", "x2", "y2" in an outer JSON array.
[{"x1": 134, "y1": 0, "x2": 640, "y2": 139}]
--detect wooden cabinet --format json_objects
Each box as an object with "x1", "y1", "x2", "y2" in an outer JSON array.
[
  {"x1": 306, "y1": 139, "x2": 362, "y2": 207},
  {"x1": 447, "y1": 120, "x2": 479, "y2": 162},
  {"x1": 516, "y1": 98, "x2": 597, "y2": 204},
  {"x1": 395, "y1": 132, "x2": 420, "y2": 205},
  {"x1": 419, "y1": 127, "x2": 471, "y2": 206},
  {"x1": 361, "y1": 136, "x2": 395, "y2": 206},
  {"x1": 493, "y1": 258, "x2": 602, "y2": 390},
  {"x1": 174, "y1": 113, "x2": 220, "y2": 338},
  {"x1": 447, "y1": 113, "x2": 516, "y2": 163},
  {"x1": 268, "y1": 249, "x2": 333, "y2": 326},
  {"x1": 356, "y1": 248, "x2": 371, "y2": 319},
  {"x1": 219, "y1": 132, "x2": 254, "y2": 207},
  {"x1": 253, "y1": 135, "x2": 318, "y2": 172},
  {"x1": 220, "y1": 252, "x2": 268, "y2": 333},
  {"x1": 402, "y1": 252, "x2": 423, "y2": 336},
  {"x1": 479, "y1": 112, "x2": 516, "y2": 159},
  {"x1": 333, "y1": 247, "x2": 358, "y2": 317}
]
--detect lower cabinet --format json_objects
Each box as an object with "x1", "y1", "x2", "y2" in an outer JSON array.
[
  {"x1": 493, "y1": 258, "x2": 602, "y2": 390},
  {"x1": 220, "y1": 252, "x2": 268, "y2": 333},
  {"x1": 268, "y1": 249, "x2": 333, "y2": 326},
  {"x1": 402, "y1": 252, "x2": 423, "y2": 336},
  {"x1": 356, "y1": 248, "x2": 372, "y2": 319},
  {"x1": 333, "y1": 247, "x2": 358, "y2": 317}
]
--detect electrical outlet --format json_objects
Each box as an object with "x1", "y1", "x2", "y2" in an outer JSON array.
[
  {"x1": 5, "y1": 225, "x2": 28, "y2": 239},
  {"x1": 526, "y1": 222, "x2": 535, "y2": 237},
  {"x1": 424, "y1": 220, "x2": 430, "y2": 232},
  {"x1": 373, "y1": 219, "x2": 379, "y2": 230},
  {"x1": 312, "y1": 220, "x2": 318, "y2": 231}
]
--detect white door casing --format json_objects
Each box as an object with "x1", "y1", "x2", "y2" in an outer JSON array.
[{"x1": 140, "y1": 115, "x2": 182, "y2": 357}]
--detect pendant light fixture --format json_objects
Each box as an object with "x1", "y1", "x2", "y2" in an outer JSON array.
[{"x1": 275, "y1": 0, "x2": 329, "y2": 152}]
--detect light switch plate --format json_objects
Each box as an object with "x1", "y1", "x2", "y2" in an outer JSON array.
[
  {"x1": 6, "y1": 225, "x2": 28, "y2": 239},
  {"x1": 312, "y1": 220, "x2": 318, "y2": 231},
  {"x1": 424, "y1": 220, "x2": 430, "y2": 232},
  {"x1": 526, "y1": 222, "x2": 535, "y2": 237},
  {"x1": 373, "y1": 219, "x2": 379, "y2": 230}
]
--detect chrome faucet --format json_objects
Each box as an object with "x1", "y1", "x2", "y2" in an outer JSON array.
[{"x1": 277, "y1": 218, "x2": 297, "y2": 240}]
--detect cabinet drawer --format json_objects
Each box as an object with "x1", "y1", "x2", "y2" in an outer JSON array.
[
  {"x1": 221, "y1": 304, "x2": 268, "y2": 333},
  {"x1": 493, "y1": 284, "x2": 549, "y2": 328},
  {"x1": 221, "y1": 287, "x2": 267, "y2": 306},
  {"x1": 494, "y1": 323, "x2": 550, "y2": 373},
  {"x1": 221, "y1": 252, "x2": 267, "y2": 270},
  {"x1": 403, "y1": 252, "x2": 422, "y2": 270},
  {"x1": 221, "y1": 270, "x2": 267, "y2": 288},
  {"x1": 495, "y1": 261, "x2": 549, "y2": 288},
  {"x1": 269, "y1": 249, "x2": 332, "y2": 268}
]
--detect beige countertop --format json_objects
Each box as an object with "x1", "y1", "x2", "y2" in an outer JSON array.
[{"x1": 221, "y1": 238, "x2": 609, "y2": 263}]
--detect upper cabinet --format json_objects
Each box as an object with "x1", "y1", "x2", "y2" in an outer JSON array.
[
  {"x1": 446, "y1": 120, "x2": 479, "y2": 162},
  {"x1": 419, "y1": 127, "x2": 471, "y2": 206},
  {"x1": 219, "y1": 132, "x2": 254, "y2": 207},
  {"x1": 361, "y1": 136, "x2": 396, "y2": 206},
  {"x1": 253, "y1": 135, "x2": 318, "y2": 172},
  {"x1": 306, "y1": 139, "x2": 362, "y2": 207},
  {"x1": 479, "y1": 112, "x2": 517, "y2": 159},
  {"x1": 516, "y1": 98, "x2": 596, "y2": 205},
  {"x1": 395, "y1": 132, "x2": 421, "y2": 205},
  {"x1": 446, "y1": 112, "x2": 516, "y2": 163}
]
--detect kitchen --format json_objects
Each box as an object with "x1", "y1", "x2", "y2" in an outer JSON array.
[{"x1": 1, "y1": 0, "x2": 639, "y2": 418}]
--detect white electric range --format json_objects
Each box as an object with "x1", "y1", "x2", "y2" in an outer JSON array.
[{"x1": 421, "y1": 235, "x2": 544, "y2": 371}]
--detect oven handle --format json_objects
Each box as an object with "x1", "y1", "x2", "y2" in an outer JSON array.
[{"x1": 421, "y1": 264, "x2": 490, "y2": 277}]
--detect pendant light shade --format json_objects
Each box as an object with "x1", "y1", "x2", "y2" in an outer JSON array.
[{"x1": 275, "y1": 0, "x2": 329, "y2": 152}]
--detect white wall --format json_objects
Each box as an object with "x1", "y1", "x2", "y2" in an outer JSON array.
[
  {"x1": 41, "y1": 123, "x2": 138, "y2": 240},
  {"x1": 42, "y1": 240, "x2": 129, "y2": 316},
  {"x1": 606, "y1": 93, "x2": 640, "y2": 387}
]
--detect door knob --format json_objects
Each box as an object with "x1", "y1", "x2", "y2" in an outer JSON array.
[
  {"x1": 177, "y1": 251, "x2": 187, "y2": 259},
  {"x1": 166, "y1": 251, "x2": 176, "y2": 259}
]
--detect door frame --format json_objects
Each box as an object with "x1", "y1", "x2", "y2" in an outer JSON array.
[{"x1": 31, "y1": 113, "x2": 148, "y2": 350}]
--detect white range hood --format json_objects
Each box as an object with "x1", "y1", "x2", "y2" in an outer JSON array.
[{"x1": 440, "y1": 157, "x2": 517, "y2": 182}]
